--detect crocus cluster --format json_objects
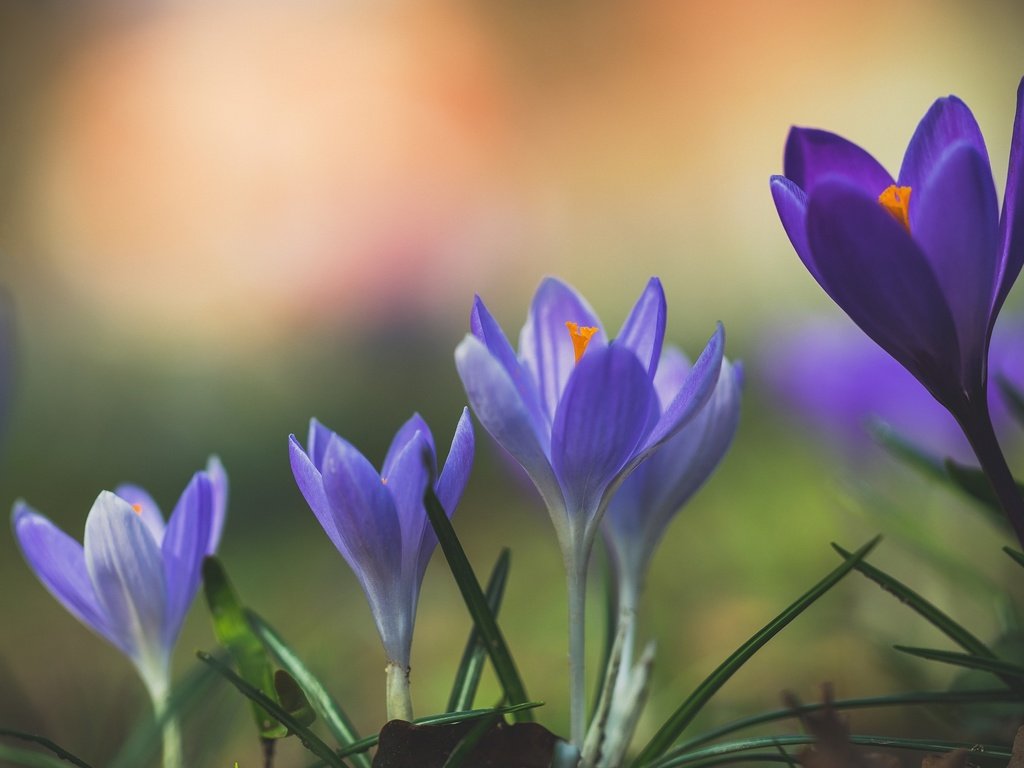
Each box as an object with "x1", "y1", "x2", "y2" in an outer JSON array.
[{"x1": 771, "y1": 77, "x2": 1024, "y2": 545}]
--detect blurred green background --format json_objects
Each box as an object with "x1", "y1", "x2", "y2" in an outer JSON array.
[{"x1": 2, "y1": 1, "x2": 1024, "y2": 765}]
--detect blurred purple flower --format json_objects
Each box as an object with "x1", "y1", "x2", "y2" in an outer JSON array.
[
  {"x1": 454, "y1": 276, "x2": 724, "y2": 744},
  {"x1": 288, "y1": 410, "x2": 473, "y2": 674},
  {"x1": 12, "y1": 457, "x2": 227, "y2": 699},
  {"x1": 770, "y1": 78, "x2": 1024, "y2": 416}
]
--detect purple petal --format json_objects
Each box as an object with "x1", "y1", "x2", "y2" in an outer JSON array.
[
  {"x1": 615, "y1": 277, "x2": 666, "y2": 377},
  {"x1": 383, "y1": 413, "x2": 435, "y2": 481},
  {"x1": 429, "y1": 408, "x2": 474, "y2": 577},
  {"x1": 84, "y1": 491, "x2": 167, "y2": 668},
  {"x1": 912, "y1": 141, "x2": 999, "y2": 380},
  {"x1": 651, "y1": 347, "x2": 691, "y2": 409},
  {"x1": 289, "y1": 434, "x2": 349, "y2": 557},
  {"x1": 899, "y1": 96, "x2": 988, "y2": 191},
  {"x1": 784, "y1": 127, "x2": 893, "y2": 196},
  {"x1": 518, "y1": 278, "x2": 607, "y2": 425},
  {"x1": 161, "y1": 472, "x2": 215, "y2": 648},
  {"x1": 996, "y1": 76, "x2": 1024, "y2": 314},
  {"x1": 550, "y1": 345, "x2": 656, "y2": 522},
  {"x1": 805, "y1": 177, "x2": 962, "y2": 397},
  {"x1": 321, "y1": 434, "x2": 403, "y2": 591},
  {"x1": 771, "y1": 175, "x2": 820, "y2": 283},
  {"x1": 306, "y1": 418, "x2": 336, "y2": 473},
  {"x1": 12, "y1": 502, "x2": 125, "y2": 654},
  {"x1": 113, "y1": 484, "x2": 165, "y2": 544},
  {"x1": 205, "y1": 456, "x2": 229, "y2": 553},
  {"x1": 643, "y1": 323, "x2": 725, "y2": 451},
  {"x1": 379, "y1": 429, "x2": 432, "y2": 580}
]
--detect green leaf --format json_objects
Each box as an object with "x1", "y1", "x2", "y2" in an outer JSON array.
[
  {"x1": 246, "y1": 610, "x2": 371, "y2": 768},
  {"x1": 439, "y1": 709, "x2": 504, "y2": 768},
  {"x1": 647, "y1": 734, "x2": 1011, "y2": 768},
  {"x1": 943, "y1": 459, "x2": 1023, "y2": 524},
  {"x1": 423, "y1": 486, "x2": 532, "y2": 720},
  {"x1": 196, "y1": 651, "x2": 349, "y2": 768},
  {"x1": 831, "y1": 544, "x2": 998, "y2": 659},
  {"x1": 1004, "y1": 546, "x2": 1024, "y2": 569},
  {"x1": 275, "y1": 670, "x2": 317, "y2": 728},
  {"x1": 202, "y1": 557, "x2": 287, "y2": 740},
  {"x1": 866, "y1": 419, "x2": 946, "y2": 480},
  {"x1": 893, "y1": 645, "x2": 1024, "y2": 681},
  {"x1": 631, "y1": 536, "x2": 880, "y2": 767},
  {"x1": 0, "y1": 745, "x2": 86, "y2": 768},
  {"x1": 447, "y1": 548, "x2": 511, "y2": 713},
  {"x1": 672, "y1": 688, "x2": 1023, "y2": 753},
  {"x1": 998, "y1": 374, "x2": 1024, "y2": 427},
  {"x1": 0, "y1": 731, "x2": 94, "y2": 768},
  {"x1": 109, "y1": 651, "x2": 221, "y2": 768}
]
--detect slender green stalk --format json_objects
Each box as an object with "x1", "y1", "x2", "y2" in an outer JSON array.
[
  {"x1": 567, "y1": 547, "x2": 588, "y2": 747},
  {"x1": 147, "y1": 683, "x2": 182, "y2": 768},
  {"x1": 385, "y1": 662, "x2": 413, "y2": 722}
]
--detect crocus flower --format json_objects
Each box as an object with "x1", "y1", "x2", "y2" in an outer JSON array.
[
  {"x1": 288, "y1": 408, "x2": 474, "y2": 720},
  {"x1": 770, "y1": 78, "x2": 1024, "y2": 544},
  {"x1": 454, "y1": 276, "x2": 724, "y2": 745},
  {"x1": 13, "y1": 457, "x2": 227, "y2": 768}
]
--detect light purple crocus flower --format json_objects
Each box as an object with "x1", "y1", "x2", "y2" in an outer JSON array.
[
  {"x1": 770, "y1": 78, "x2": 1024, "y2": 545},
  {"x1": 288, "y1": 408, "x2": 473, "y2": 720},
  {"x1": 454, "y1": 276, "x2": 724, "y2": 745},
  {"x1": 12, "y1": 457, "x2": 227, "y2": 767}
]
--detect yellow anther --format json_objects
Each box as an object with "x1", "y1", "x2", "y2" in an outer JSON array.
[
  {"x1": 131, "y1": 503, "x2": 143, "y2": 515},
  {"x1": 566, "y1": 322, "x2": 598, "y2": 364},
  {"x1": 878, "y1": 185, "x2": 912, "y2": 232}
]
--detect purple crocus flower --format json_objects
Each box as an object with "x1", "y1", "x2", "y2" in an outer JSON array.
[
  {"x1": 454, "y1": 276, "x2": 724, "y2": 745},
  {"x1": 770, "y1": 78, "x2": 1024, "y2": 543},
  {"x1": 12, "y1": 457, "x2": 227, "y2": 767},
  {"x1": 288, "y1": 408, "x2": 474, "y2": 720}
]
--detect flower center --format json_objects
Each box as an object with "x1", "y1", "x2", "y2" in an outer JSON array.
[
  {"x1": 131, "y1": 503, "x2": 143, "y2": 515},
  {"x1": 878, "y1": 185, "x2": 912, "y2": 231},
  {"x1": 565, "y1": 322, "x2": 598, "y2": 363}
]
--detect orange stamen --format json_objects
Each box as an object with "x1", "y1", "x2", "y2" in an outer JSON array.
[
  {"x1": 566, "y1": 322, "x2": 598, "y2": 363},
  {"x1": 878, "y1": 185, "x2": 912, "y2": 232},
  {"x1": 131, "y1": 503, "x2": 143, "y2": 515}
]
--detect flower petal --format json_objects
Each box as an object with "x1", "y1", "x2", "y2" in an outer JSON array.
[
  {"x1": 161, "y1": 472, "x2": 215, "y2": 648},
  {"x1": 113, "y1": 484, "x2": 165, "y2": 544},
  {"x1": 84, "y1": 491, "x2": 167, "y2": 669},
  {"x1": 912, "y1": 141, "x2": 999, "y2": 382},
  {"x1": 12, "y1": 501, "x2": 125, "y2": 653},
  {"x1": 519, "y1": 278, "x2": 606, "y2": 425},
  {"x1": 770, "y1": 175, "x2": 821, "y2": 283},
  {"x1": 805, "y1": 178, "x2": 961, "y2": 398},
  {"x1": 289, "y1": 434, "x2": 348, "y2": 557},
  {"x1": 651, "y1": 346, "x2": 691, "y2": 409},
  {"x1": 899, "y1": 95, "x2": 988, "y2": 191},
  {"x1": 784, "y1": 127, "x2": 893, "y2": 196},
  {"x1": 615, "y1": 277, "x2": 666, "y2": 377},
  {"x1": 996, "y1": 76, "x2": 1024, "y2": 314},
  {"x1": 307, "y1": 418, "x2": 336, "y2": 473},
  {"x1": 456, "y1": 335, "x2": 566, "y2": 518},
  {"x1": 380, "y1": 429, "x2": 432, "y2": 581},
  {"x1": 205, "y1": 455, "x2": 229, "y2": 553},
  {"x1": 383, "y1": 413, "x2": 435, "y2": 481},
  {"x1": 550, "y1": 345, "x2": 656, "y2": 524},
  {"x1": 429, "y1": 407, "x2": 475, "y2": 577}
]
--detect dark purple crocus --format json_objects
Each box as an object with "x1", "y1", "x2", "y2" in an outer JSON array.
[
  {"x1": 771, "y1": 77, "x2": 1024, "y2": 544},
  {"x1": 288, "y1": 409, "x2": 473, "y2": 720},
  {"x1": 13, "y1": 457, "x2": 227, "y2": 768},
  {"x1": 454, "y1": 276, "x2": 724, "y2": 745}
]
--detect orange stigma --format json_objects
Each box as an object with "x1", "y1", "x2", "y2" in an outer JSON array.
[
  {"x1": 565, "y1": 322, "x2": 598, "y2": 363},
  {"x1": 878, "y1": 185, "x2": 912, "y2": 231},
  {"x1": 131, "y1": 503, "x2": 143, "y2": 515}
]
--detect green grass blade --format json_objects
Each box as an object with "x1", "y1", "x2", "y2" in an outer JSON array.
[
  {"x1": 998, "y1": 375, "x2": 1024, "y2": 427},
  {"x1": 673, "y1": 688, "x2": 1022, "y2": 753},
  {"x1": 202, "y1": 556, "x2": 287, "y2": 740},
  {"x1": 0, "y1": 730, "x2": 93, "y2": 768},
  {"x1": 867, "y1": 419, "x2": 946, "y2": 480},
  {"x1": 1004, "y1": 546, "x2": 1024, "y2": 569},
  {"x1": 247, "y1": 610, "x2": 370, "y2": 768},
  {"x1": 440, "y1": 708, "x2": 504, "y2": 768},
  {"x1": 831, "y1": 544, "x2": 997, "y2": 658},
  {"x1": 632, "y1": 537, "x2": 880, "y2": 767},
  {"x1": 423, "y1": 486, "x2": 531, "y2": 720},
  {"x1": 0, "y1": 745, "x2": 87, "y2": 768},
  {"x1": 648, "y1": 734, "x2": 1011, "y2": 768},
  {"x1": 109, "y1": 650, "x2": 221, "y2": 768},
  {"x1": 447, "y1": 549, "x2": 511, "y2": 713},
  {"x1": 196, "y1": 651, "x2": 348, "y2": 768},
  {"x1": 893, "y1": 646, "x2": 1024, "y2": 681}
]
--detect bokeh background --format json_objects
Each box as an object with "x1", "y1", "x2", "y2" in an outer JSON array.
[{"x1": 2, "y1": 1, "x2": 1024, "y2": 765}]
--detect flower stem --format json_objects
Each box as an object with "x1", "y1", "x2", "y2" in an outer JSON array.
[
  {"x1": 385, "y1": 662, "x2": 413, "y2": 722},
  {"x1": 567, "y1": 550, "x2": 588, "y2": 748},
  {"x1": 150, "y1": 686, "x2": 183, "y2": 768},
  {"x1": 958, "y1": 398, "x2": 1024, "y2": 550}
]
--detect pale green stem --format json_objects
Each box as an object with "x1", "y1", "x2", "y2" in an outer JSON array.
[
  {"x1": 385, "y1": 661, "x2": 414, "y2": 722},
  {"x1": 566, "y1": 528, "x2": 593, "y2": 749},
  {"x1": 145, "y1": 676, "x2": 182, "y2": 768}
]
